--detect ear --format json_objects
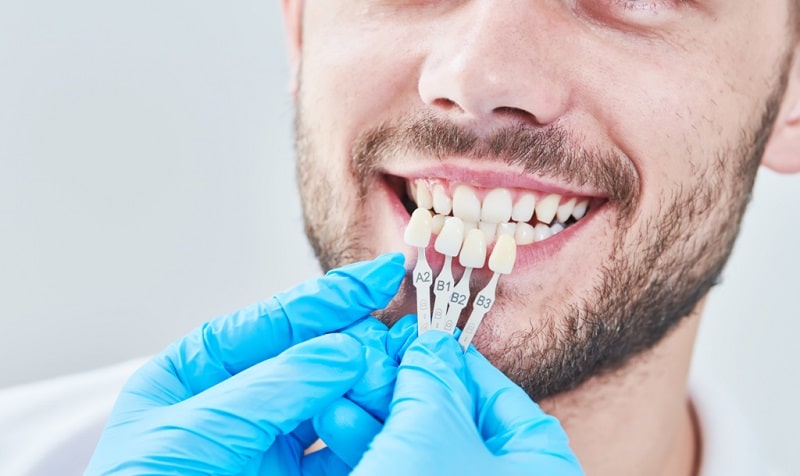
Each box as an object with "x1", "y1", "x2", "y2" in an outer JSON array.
[
  {"x1": 282, "y1": 0, "x2": 304, "y2": 96},
  {"x1": 762, "y1": 45, "x2": 800, "y2": 174}
]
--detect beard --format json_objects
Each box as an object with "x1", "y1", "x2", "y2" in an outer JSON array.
[{"x1": 292, "y1": 69, "x2": 787, "y2": 402}]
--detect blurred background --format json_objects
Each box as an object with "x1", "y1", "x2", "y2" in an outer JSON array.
[{"x1": 0, "y1": 0, "x2": 797, "y2": 472}]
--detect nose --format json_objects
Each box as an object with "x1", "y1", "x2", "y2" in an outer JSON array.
[{"x1": 418, "y1": 1, "x2": 571, "y2": 127}]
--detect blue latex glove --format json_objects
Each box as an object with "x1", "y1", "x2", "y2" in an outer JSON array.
[
  {"x1": 305, "y1": 315, "x2": 418, "y2": 473},
  {"x1": 85, "y1": 253, "x2": 406, "y2": 476},
  {"x1": 320, "y1": 329, "x2": 585, "y2": 475}
]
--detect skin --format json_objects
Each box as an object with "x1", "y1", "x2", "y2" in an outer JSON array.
[{"x1": 282, "y1": 1, "x2": 800, "y2": 475}]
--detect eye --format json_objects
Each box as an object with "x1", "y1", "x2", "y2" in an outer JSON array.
[{"x1": 576, "y1": 0, "x2": 683, "y2": 30}]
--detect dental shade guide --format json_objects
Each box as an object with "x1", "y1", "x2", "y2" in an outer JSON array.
[
  {"x1": 404, "y1": 209, "x2": 434, "y2": 336},
  {"x1": 442, "y1": 229, "x2": 487, "y2": 335},
  {"x1": 458, "y1": 234, "x2": 517, "y2": 352},
  {"x1": 430, "y1": 217, "x2": 465, "y2": 331}
]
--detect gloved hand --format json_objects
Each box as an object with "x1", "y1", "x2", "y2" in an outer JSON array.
[
  {"x1": 305, "y1": 315, "x2": 418, "y2": 473},
  {"x1": 85, "y1": 253, "x2": 406, "y2": 476},
  {"x1": 318, "y1": 329, "x2": 585, "y2": 475}
]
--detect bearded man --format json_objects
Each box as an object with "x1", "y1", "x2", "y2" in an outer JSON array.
[{"x1": 8, "y1": 2, "x2": 800, "y2": 475}]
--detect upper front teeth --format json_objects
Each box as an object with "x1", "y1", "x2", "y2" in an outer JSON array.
[
  {"x1": 410, "y1": 179, "x2": 590, "y2": 245},
  {"x1": 451, "y1": 185, "x2": 481, "y2": 222},
  {"x1": 481, "y1": 188, "x2": 513, "y2": 224}
]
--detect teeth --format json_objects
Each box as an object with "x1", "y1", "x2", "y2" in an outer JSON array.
[
  {"x1": 572, "y1": 199, "x2": 589, "y2": 220},
  {"x1": 511, "y1": 193, "x2": 536, "y2": 222},
  {"x1": 556, "y1": 198, "x2": 576, "y2": 223},
  {"x1": 432, "y1": 184, "x2": 452, "y2": 215},
  {"x1": 404, "y1": 208, "x2": 433, "y2": 248},
  {"x1": 411, "y1": 180, "x2": 592, "y2": 248},
  {"x1": 452, "y1": 185, "x2": 481, "y2": 223},
  {"x1": 416, "y1": 181, "x2": 433, "y2": 210},
  {"x1": 497, "y1": 222, "x2": 517, "y2": 238},
  {"x1": 434, "y1": 217, "x2": 465, "y2": 257},
  {"x1": 535, "y1": 194, "x2": 560, "y2": 224},
  {"x1": 459, "y1": 229, "x2": 487, "y2": 269},
  {"x1": 514, "y1": 222, "x2": 535, "y2": 245},
  {"x1": 533, "y1": 223, "x2": 552, "y2": 242},
  {"x1": 489, "y1": 234, "x2": 517, "y2": 274},
  {"x1": 478, "y1": 222, "x2": 497, "y2": 243},
  {"x1": 480, "y1": 188, "x2": 512, "y2": 224},
  {"x1": 431, "y1": 214, "x2": 446, "y2": 234}
]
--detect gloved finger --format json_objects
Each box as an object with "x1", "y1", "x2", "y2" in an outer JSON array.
[
  {"x1": 341, "y1": 315, "x2": 419, "y2": 422},
  {"x1": 313, "y1": 397, "x2": 383, "y2": 468},
  {"x1": 353, "y1": 332, "x2": 489, "y2": 474},
  {"x1": 120, "y1": 334, "x2": 368, "y2": 469},
  {"x1": 385, "y1": 314, "x2": 419, "y2": 362},
  {"x1": 464, "y1": 348, "x2": 583, "y2": 473},
  {"x1": 136, "y1": 253, "x2": 406, "y2": 399},
  {"x1": 341, "y1": 318, "x2": 394, "y2": 420},
  {"x1": 302, "y1": 447, "x2": 352, "y2": 476},
  {"x1": 290, "y1": 419, "x2": 320, "y2": 451}
]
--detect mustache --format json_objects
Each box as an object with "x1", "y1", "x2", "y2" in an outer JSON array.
[{"x1": 351, "y1": 113, "x2": 640, "y2": 213}]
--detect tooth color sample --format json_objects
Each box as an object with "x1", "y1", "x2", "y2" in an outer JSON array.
[
  {"x1": 459, "y1": 229, "x2": 487, "y2": 269},
  {"x1": 404, "y1": 208, "x2": 433, "y2": 248},
  {"x1": 489, "y1": 234, "x2": 517, "y2": 274},
  {"x1": 434, "y1": 217, "x2": 465, "y2": 256}
]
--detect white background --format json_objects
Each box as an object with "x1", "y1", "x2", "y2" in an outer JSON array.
[{"x1": 0, "y1": 1, "x2": 797, "y2": 472}]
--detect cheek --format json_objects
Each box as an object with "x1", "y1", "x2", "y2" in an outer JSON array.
[{"x1": 300, "y1": 20, "x2": 425, "y2": 151}]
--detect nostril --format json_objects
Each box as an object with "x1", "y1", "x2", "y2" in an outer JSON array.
[
  {"x1": 493, "y1": 106, "x2": 540, "y2": 125},
  {"x1": 431, "y1": 98, "x2": 462, "y2": 112}
]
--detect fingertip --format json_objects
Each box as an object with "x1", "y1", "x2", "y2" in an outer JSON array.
[
  {"x1": 381, "y1": 251, "x2": 406, "y2": 266},
  {"x1": 313, "y1": 398, "x2": 382, "y2": 468},
  {"x1": 402, "y1": 330, "x2": 465, "y2": 372},
  {"x1": 386, "y1": 314, "x2": 418, "y2": 361},
  {"x1": 325, "y1": 254, "x2": 407, "y2": 309}
]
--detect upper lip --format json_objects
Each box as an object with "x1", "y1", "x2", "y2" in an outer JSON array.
[{"x1": 380, "y1": 160, "x2": 609, "y2": 198}]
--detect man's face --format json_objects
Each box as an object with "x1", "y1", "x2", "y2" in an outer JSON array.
[{"x1": 290, "y1": 2, "x2": 794, "y2": 400}]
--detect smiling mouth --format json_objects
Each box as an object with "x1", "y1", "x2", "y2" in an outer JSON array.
[{"x1": 387, "y1": 175, "x2": 603, "y2": 246}]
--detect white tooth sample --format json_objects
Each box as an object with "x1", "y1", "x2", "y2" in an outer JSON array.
[
  {"x1": 434, "y1": 217, "x2": 465, "y2": 256},
  {"x1": 416, "y1": 181, "x2": 433, "y2": 210},
  {"x1": 480, "y1": 188, "x2": 513, "y2": 224},
  {"x1": 452, "y1": 185, "x2": 481, "y2": 223},
  {"x1": 404, "y1": 209, "x2": 434, "y2": 336},
  {"x1": 535, "y1": 193, "x2": 561, "y2": 224},
  {"x1": 478, "y1": 222, "x2": 497, "y2": 243},
  {"x1": 431, "y1": 214, "x2": 446, "y2": 234},
  {"x1": 511, "y1": 193, "x2": 536, "y2": 222},
  {"x1": 533, "y1": 223, "x2": 552, "y2": 242},
  {"x1": 556, "y1": 198, "x2": 576, "y2": 223},
  {"x1": 443, "y1": 230, "x2": 487, "y2": 335},
  {"x1": 497, "y1": 222, "x2": 517, "y2": 238},
  {"x1": 572, "y1": 199, "x2": 589, "y2": 220},
  {"x1": 432, "y1": 184, "x2": 452, "y2": 215},
  {"x1": 404, "y1": 209, "x2": 433, "y2": 248},
  {"x1": 431, "y1": 217, "x2": 464, "y2": 331},
  {"x1": 514, "y1": 222, "x2": 535, "y2": 245},
  {"x1": 551, "y1": 222, "x2": 565, "y2": 235},
  {"x1": 463, "y1": 221, "x2": 478, "y2": 234},
  {"x1": 459, "y1": 229, "x2": 487, "y2": 269},
  {"x1": 459, "y1": 235, "x2": 517, "y2": 352},
  {"x1": 488, "y1": 234, "x2": 517, "y2": 275}
]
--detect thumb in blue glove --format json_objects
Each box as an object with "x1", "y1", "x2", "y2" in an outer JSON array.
[
  {"x1": 86, "y1": 253, "x2": 406, "y2": 475},
  {"x1": 350, "y1": 331, "x2": 585, "y2": 476}
]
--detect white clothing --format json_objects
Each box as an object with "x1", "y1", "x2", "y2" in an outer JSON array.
[{"x1": 0, "y1": 361, "x2": 782, "y2": 475}]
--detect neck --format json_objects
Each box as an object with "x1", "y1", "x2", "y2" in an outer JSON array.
[{"x1": 541, "y1": 304, "x2": 703, "y2": 476}]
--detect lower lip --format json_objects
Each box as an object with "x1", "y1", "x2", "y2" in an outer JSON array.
[{"x1": 379, "y1": 176, "x2": 606, "y2": 278}]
